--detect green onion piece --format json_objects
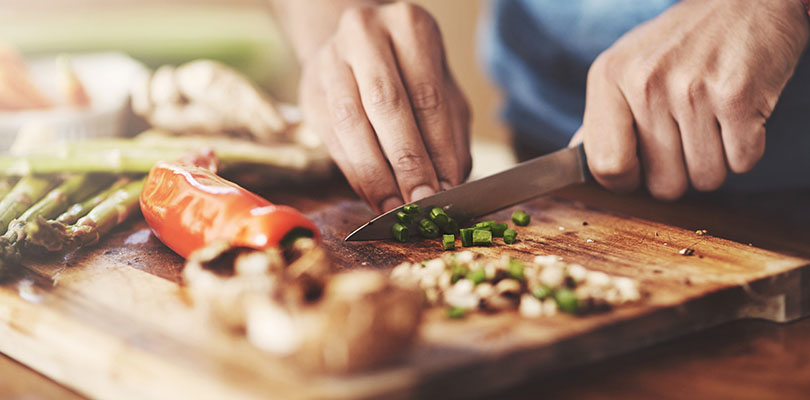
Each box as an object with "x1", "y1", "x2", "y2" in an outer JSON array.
[
  {"x1": 555, "y1": 288, "x2": 579, "y2": 314},
  {"x1": 403, "y1": 203, "x2": 421, "y2": 214},
  {"x1": 512, "y1": 210, "x2": 531, "y2": 226},
  {"x1": 418, "y1": 218, "x2": 441, "y2": 238},
  {"x1": 533, "y1": 285, "x2": 553, "y2": 300},
  {"x1": 442, "y1": 217, "x2": 459, "y2": 234},
  {"x1": 460, "y1": 228, "x2": 474, "y2": 247},
  {"x1": 442, "y1": 234, "x2": 456, "y2": 251},
  {"x1": 391, "y1": 223, "x2": 409, "y2": 243},
  {"x1": 491, "y1": 222, "x2": 508, "y2": 237},
  {"x1": 446, "y1": 306, "x2": 467, "y2": 319},
  {"x1": 429, "y1": 207, "x2": 449, "y2": 227},
  {"x1": 472, "y1": 230, "x2": 492, "y2": 246},
  {"x1": 503, "y1": 229, "x2": 517, "y2": 244},
  {"x1": 450, "y1": 263, "x2": 467, "y2": 282},
  {"x1": 396, "y1": 210, "x2": 413, "y2": 225},
  {"x1": 468, "y1": 268, "x2": 486, "y2": 284},
  {"x1": 507, "y1": 259, "x2": 525, "y2": 281},
  {"x1": 472, "y1": 220, "x2": 496, "y2": 231}
]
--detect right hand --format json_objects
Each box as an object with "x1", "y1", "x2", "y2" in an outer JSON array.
[{"x1": 298, "y1": 2, "x2": 471, "y2": 213}]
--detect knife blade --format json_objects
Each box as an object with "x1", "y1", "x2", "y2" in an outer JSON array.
[{"x1": 344, "y1": 143, "x2": 588, "y2": 241}]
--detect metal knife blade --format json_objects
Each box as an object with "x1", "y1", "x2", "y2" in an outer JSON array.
[{"x1": 344, "y1": 144, "x2": 588, "y2": 241}]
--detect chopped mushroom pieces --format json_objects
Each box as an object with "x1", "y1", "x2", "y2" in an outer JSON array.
[
  {"x1": 184, "y1": 239, "x2": 423, "y2": 374},
  {"x1": 390, "y1": 251, "x2": 643, "y2": 319}
]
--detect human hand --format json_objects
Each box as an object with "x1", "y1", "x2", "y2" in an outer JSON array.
[
  {"x1": 572, "y1": 0, "x2": 810, "y2": 199},
  {"x1": 298, "y1": 2, "x2": 471, "y2": 213}
]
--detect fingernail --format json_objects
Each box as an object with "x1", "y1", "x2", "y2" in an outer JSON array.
[
  {"x1": 440, "y1": 180, "x2": 452, "y2": 191},
  {"x1": 381, "y1": 197, "x2": 403, "y2": 212},
  {"x1": 410, "y1": 185, "x2": 436, "y2": 202}
]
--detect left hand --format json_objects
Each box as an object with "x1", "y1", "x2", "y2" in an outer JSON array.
[{"x1": 571, "y1": 0, "x2": 810, "y2": 199}]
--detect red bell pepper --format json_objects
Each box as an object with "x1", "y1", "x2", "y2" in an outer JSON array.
[{"x1": 140, "y1": 156, "x2": 320, "y2": 259}]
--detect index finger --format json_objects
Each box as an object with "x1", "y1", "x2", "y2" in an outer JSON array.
[
  {"x1": 340, "y1": 23, "x2": 440, "y2": 203},
  {"x1": 581, "y1": 58, "x2": 641, "y2": 192}
]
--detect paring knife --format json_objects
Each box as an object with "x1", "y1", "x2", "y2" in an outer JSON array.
[{"x1": 345, "y1": 143, "x2": 589, "y2": 241}]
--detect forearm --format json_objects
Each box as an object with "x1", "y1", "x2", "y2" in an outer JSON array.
[{"x1": 269, "y1": 0, "x2": 384, "y2": 63}]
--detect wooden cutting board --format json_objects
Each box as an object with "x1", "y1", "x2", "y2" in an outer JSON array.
[{"x1": 0, "y1": 182, "x2": 807, "y2": 400}]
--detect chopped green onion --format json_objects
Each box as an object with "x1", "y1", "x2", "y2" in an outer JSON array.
[
  {"x1": 472, "y1": 229, "x2": 492, "y2": 246},
  {"x1": 446, "y1": 306, "x2": 467, "y2": 319},
  {"x1": 450, "y1": 263, "x2": 467, "y2": 282},
  {"x1": 460, "y1": 228, "x2": 474, "y2": 247},
  {"x1": 391, "y1": 223, "x2": 409, "y2": 243},
  {"x1": 533, "y1": 285, "x2": 553, "y2": 300},
  {"x1": 555, "y1": 288, "x2": 579, "y2": 314},
  {"x1": 468, "y1": 268, "x2": 486, "y2": 284},
  {"x1": 503, "y1": 229, "x2": 517, "y2": 244},
  {"x1": 429, "y1": 207, "x2": 449, "y2": 228},
  {"x1": 472, "y1": 220, "x2": 496, "y2": 231},
  {"x1": 491, "y1": 222, "x2": 508, "y2": 237},
  {"x1": 512, "y1": 210, "x2": 531, "y2": 226},
  {"x1": 508, "y1": 259, "x2": 525, "y2": 281},
  {"x1": 442, "y1": 234, "x2": 456, "y2": 251},
  {"x1": 396, "y1": 210, "x2": 412, "y2": 225},
  {"x1": 403, "y1": 203, "x2": 421, "y2": 214},
  {"x1": 418, "y1": 218, "x2": 440, "y2": 238}
]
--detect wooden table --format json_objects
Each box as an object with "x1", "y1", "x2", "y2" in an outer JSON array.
[{"x1": 1, "y1": 178, "x2": 809, "y2": 400}]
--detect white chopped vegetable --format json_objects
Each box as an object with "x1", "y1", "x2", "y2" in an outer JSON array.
[{"x1": 519, "y1": 294, "x2": 543, "y2": 318}]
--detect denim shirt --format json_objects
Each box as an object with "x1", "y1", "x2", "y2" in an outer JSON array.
[{"x1": 482, "y1": 0, "x2": 810, "y2": 192}]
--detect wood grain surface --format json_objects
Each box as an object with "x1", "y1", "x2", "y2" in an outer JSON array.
[{"x1": 0, "y1": 180, "x2": 808, "y2": 399}]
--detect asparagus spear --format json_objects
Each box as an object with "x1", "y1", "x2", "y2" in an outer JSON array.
[
  {"x1": 0, "y1": 178, "x2": 16, "y2": 200},
  {"x1": 25, "y1": 179, "x2": 145, "y2": 252},
  {"x1": 0, "y1": 133, "x2": 331, "y2": 176},
  {"x1": 56, "y1": 177, "x2": 131, "y2": 224},
  {"x1": 0, "y1": 176, "x2": 53, "y2": 236},
  {"x1": 0, "y1": 174, "x2": 108, "y2": 262},
  {"x1": 4, "y1": 174, "x2": 111, "y2": 241}
]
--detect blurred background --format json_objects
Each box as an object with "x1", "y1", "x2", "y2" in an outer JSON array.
[{"x1": 0, "y1": 0, "x2": 515, "y2": 176}]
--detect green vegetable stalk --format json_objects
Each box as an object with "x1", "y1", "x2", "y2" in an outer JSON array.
[
  {"x1": 0, "y1": 134, "x2": 331, "y2": 176},
  {"x1": 0, "y1": 176, "x2": 54, "y2": 236},
  {"x1": 56, "y1": 177, "x2": 131, "y2": 225},
  {"x1": 25, "y1": 179, "x2": 145, "y2": 252}
]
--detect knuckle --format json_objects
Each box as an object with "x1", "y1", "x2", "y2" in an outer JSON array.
[
  {"x1": 392, "y1": 150, "x2": 427, "y2": 174},
  {"x1": 366, "y1": 77, "x2": 403, "y2": 110},
  {"x1": 389, "y1": 1, "x2": 422, "y2": 20},
  {"x1": 339, "y1": 6, "x2": 375, "y2": 30},
  {"x1": 411, "y1": 82, "x2": 443, "y2": 112},
  {"x1": 620, "y1": 55, "x2": 665, "y2": 108},
  {"x1": 329, "y1": 99, "x2": 363, "y2": 129},
  {"x1": 625, "y1": 72, "x2": 658, "y2": 109},
  {"x1": 716, "y1": 84, "x2": 752, "y2": 118},
  {"x1": 673, "y1": 77, "x2": 705, "y2": 110}
]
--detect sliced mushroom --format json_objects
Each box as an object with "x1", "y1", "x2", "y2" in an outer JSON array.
[{"x1": 284, "y1": 270, "x2": 423, "y2": 373}]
